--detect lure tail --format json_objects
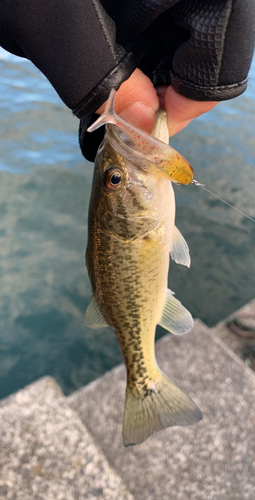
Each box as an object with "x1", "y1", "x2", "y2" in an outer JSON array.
[
  {"x1": 87, "y1": 89, "x2": 118, "y2": 132},
  {"x1": 123, "y1": 371, "x2": 202, "y2": 446}
]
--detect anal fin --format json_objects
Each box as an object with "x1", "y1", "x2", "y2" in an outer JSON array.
[{"x1": 158, "y1": 289, "x2": 194, "y2": 335}]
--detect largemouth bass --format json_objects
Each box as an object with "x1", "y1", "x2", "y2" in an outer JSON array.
[{"x1": 85, "y1": 91, "x2": 202, "y2": 446}]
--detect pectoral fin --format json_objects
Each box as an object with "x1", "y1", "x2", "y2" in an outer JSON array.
[
  {"x1": 158, "y1": 289, "x2": 194, "y2": 335},
  {"x1": 84, "y1": 295, "x2": 109, "y2": 328},
  {"x1": 170, "y1": 226, "x2": 191, "y2": 267}
]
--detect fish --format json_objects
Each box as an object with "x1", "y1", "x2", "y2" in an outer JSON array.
[{"x1": 84, "y1": 91, "x2": 202, "y2": 446}]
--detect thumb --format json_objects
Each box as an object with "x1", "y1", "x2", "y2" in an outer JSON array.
[{"x1": 97, "y1": 68, "x2": 159, "y2": 133}]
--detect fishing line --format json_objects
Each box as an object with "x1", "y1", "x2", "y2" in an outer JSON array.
[{"x1": 192, "y1": 180, "x2": 255, "y2": 224}]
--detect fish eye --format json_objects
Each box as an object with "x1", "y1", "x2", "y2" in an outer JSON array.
[{"x1": 103, "y1": 167, "x2": 123, "y2": 190}]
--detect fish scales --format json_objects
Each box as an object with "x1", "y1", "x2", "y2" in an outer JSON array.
[
  {"x1": 85, "y1": 92, "x2": 202, "y2": 446},
  {"x1": 88, "y1": 218, "x2": 171, "y2": 387}
]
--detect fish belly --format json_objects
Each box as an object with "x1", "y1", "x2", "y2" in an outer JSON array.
[{"x1": 87, "y1": 218, "x2": 170, "y2": 384}]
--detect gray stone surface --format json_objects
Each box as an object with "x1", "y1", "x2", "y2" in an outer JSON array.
[
  {"x1": 69, "y1": 320, "x2": 255, "y2": 500},
  {"x1": 0, "y1": 376, "x2": 134, "y2": 500},
  {"x1": 213, "y1": 298, "x2": 255, "y2": 372}
]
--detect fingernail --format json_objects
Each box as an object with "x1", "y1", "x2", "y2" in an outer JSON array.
[{"x1": 120, "y1": 102, "x2": 156, "y2": 132}]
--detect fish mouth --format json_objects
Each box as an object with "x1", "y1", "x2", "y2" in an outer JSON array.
[{"x1": 107, "y1": 128, "x2": 155, "y2": 172}]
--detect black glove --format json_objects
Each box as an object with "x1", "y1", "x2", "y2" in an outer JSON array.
[
  {"x1": 79, "y1": 0, "x2": 255, "y2": 161},
  {"x1": 1, "y1": 0, "x2": 254, "y2": 161},
  {"x1": 0, "y1": 0, "x2": 136, "y2": 118},
  {"x1": 102, "y1": 0, "x2": 255, "y2": 102}
]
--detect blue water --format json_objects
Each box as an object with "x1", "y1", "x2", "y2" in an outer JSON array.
[{"x1": 0, "y1": 48, "x2": 254, "y2": 399}]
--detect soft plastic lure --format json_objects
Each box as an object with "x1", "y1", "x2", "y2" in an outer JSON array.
[{"x1": 87, "y1": 89, "x2": 194, "y2": 185}]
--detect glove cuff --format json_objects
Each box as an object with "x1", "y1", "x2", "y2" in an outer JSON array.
[
  {"x1": 73, "y1": 52, "x2": 136, "y2": 119},
  {"x1": 153, "y1": 69, "x2": 248, "y2": 101},
  {"x1": 170, "y1": 72, "x2": 248, "y2": 102}
]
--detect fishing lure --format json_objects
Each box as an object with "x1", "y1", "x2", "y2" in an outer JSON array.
[{"x1": 87, "y1": 90, "x2": 193, "y2": 185}]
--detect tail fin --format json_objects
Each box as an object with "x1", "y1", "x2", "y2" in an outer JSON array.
[
  {"x1": 87, "y1": 89, "x2": 118, "y2": 132},
  {"x1": 122, "y1": 372, "x2": 202, "y2": 447}
]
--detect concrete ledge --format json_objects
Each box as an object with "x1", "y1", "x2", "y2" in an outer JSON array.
[
  {"x1": 0, "y1": 376, "x2": 134, "y2": 500},
  {"x1": 69, "y1": 320, "x2": 255, "y2": 500},
  {"x1": 213, "y1": 297, "x2": 255, "y2": 372}
]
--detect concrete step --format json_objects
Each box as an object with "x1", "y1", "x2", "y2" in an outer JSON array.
[
  {"x1": 68, "y1": 319, "x2": 255, "y2": 500},
  {"x1": 0, "y1": 376, "x2": 134, "y2": 500},
  {"x1": 212, "y1": 297, "x2": 255, "y2": 372}
]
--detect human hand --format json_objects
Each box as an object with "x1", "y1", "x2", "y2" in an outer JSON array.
[
  {"x1": 96, "y1": 69, "x2": 159, "y2": 133},
  {"x1": 81, "y1": 68, "x2": 218, "y2": 162},
  {"x1": 78, "y1": 0, "x2": 253, "y2": 162},
  {"x1": 97, "y1": 68, "x2": 218, "y2": 138},
  {"x1": 158, "y1": 85, "x2": 218, "y2": 137}
]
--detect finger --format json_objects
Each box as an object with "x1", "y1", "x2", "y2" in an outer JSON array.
[
  {"x1": 163, "y1": 86, "x2": 218, "y2": 137},
  {"x1": 97, "y1": 68, "x2": 159, "y2": 132}
]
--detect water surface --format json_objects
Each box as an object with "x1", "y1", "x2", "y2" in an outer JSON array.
[{"x1": 0, "y1": 49, "x2": 254, "y2": 399}]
